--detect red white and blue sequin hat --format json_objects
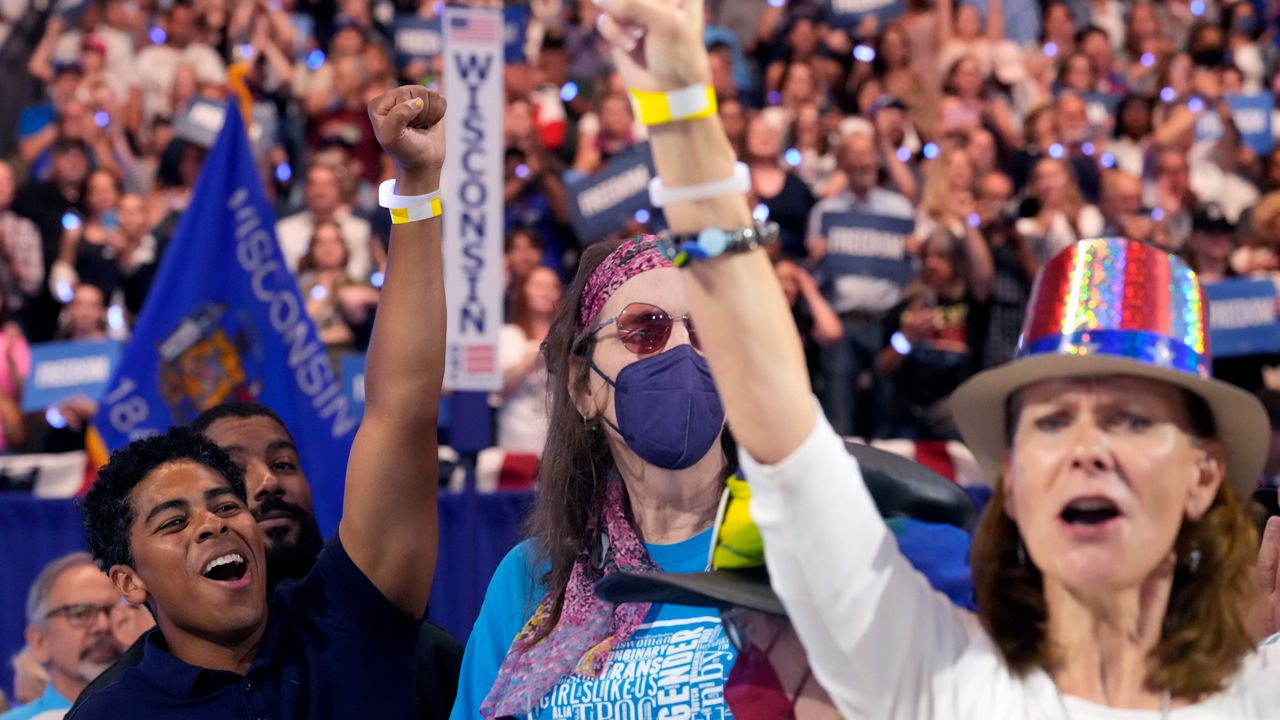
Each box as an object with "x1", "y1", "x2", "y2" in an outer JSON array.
[{"x1": 950, "y1": 238, "x2": 1269, "y2": 496}]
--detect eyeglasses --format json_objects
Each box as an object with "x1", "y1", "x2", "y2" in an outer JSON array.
[
  {"x1": 44, "y1": 603, "x2": 118, "y2": 628},
  {"x1": 583, "y1": 302, "x2": 699, "y2": 356}
]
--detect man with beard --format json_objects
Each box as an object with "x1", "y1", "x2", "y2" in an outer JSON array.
[
  {"x1": 1, "y1": 553, "x2": 123, "y2": 720},
  {"x1": 68, "y1": 85, "x2": 448, "y2": 720},
  {"x1": 71, "y1": 402, "x2": 463, "y2": 717}
]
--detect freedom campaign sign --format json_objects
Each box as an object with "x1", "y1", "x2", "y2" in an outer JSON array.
[
  {"x1": 818, "y1": 211, "x2": 916, "y2": 285},
  {"x1": 1193, "y1": 94, "x2": 1274, "y2": 154},
  {"x1": 93, "y1": 103, "x2": 356, "y2": 534},
  {"x1": 23, "y1": 340, "x2": 122, "y2": 412},
  {"x1": 567, "y1": 142, "x2": 661, "y2": 244},
  {"x1": 1204, "y1": 278, "x2": 1280, "y2": 357},
  {"x1": 392, "y1": 15, "x2": 442, "y2": 67},
  {"x1": 825, "y1": 0, "x2": 907, "y2": 27}
]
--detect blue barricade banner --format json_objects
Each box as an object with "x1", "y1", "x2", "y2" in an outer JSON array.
[
  {"x1": 567, "y1": 142, "x2": 661, "y2": 244},
  {"x1": 824, "y1": 0, "x2": 907, "y2": 26},
  {"x1": 23, "y1": 340, "x2": 123, "y2": 412},
  {"x1": 1194, "y1": 94, "x2": 1275, "y2": 154},
  {"x1": 92, "y1": 102, "x2": 356, "y2": 534},
  {"x1": 504, "y1": 4, "x2": 529, "y2": 63},
  {"x1": 1204, "y1": 278, "x2": 1280, "y2": 357},
  {"x1": 393, "y1": 15, "x2": 443, "y2": 66},
  {"x1": 818, "y1": 211, "x2": 916, "y2": 284}
]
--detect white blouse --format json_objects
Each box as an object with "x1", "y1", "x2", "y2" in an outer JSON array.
[{"x1": 740, "y1": 404, "x2": 1280, "y2": 719}]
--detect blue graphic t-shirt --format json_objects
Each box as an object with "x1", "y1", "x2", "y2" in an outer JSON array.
[{"x1": 451, "y1": 529, "x2": 736, "y2": 720}]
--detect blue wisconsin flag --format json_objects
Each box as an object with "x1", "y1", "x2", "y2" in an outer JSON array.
[{"x1": 93, "y1": 102, "x2": 356, "y2": 533}]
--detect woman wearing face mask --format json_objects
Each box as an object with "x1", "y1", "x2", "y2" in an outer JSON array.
[
  {"x1": 1221, "y1": 1, "x2": 1266, "y2": 93},
  {"x1": 592, "y1": 2, "x2": 1279, "y2": 718},
  {"x1": 452, "y1": 235, "x2": 734, "y2": 719}
]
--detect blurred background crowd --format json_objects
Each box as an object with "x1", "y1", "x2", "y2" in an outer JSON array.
[{"x1": 0, "y1": 0, "x2": 1275, "y2": 483}]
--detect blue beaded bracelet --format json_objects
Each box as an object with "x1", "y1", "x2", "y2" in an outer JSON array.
[{"x1": 656, "y1": 222, "x2": 780, "y2": 267}]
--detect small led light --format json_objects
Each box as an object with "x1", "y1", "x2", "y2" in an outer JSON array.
[
  {"x1": 94, "y1": 111, "x2": 109, "y2": 128},
  {"x1": 1151, "y1": 207, "x2": 1165, "y2": 221},
  {"x1": 46, "y1": 407, "x2": 67, "y2": 430},
  {"x1": 61, "y1": 212, "x2": 81, "y2": 231},
  {"x1": 896, "y1": 146, "x2": 912, "y2": 162},
  {"x1": 767, "y1": 0, "x2": 785, "y2": 6},
  {"x1": 891, "y1": 331, "x2": 913, "y2": 355},
  {"x1": 967, "y1": 212, "x2": 981, "y2": 228},
  {"x1": 310, "y1": 285, "x2": 329, "y2": 301},
  {"x1": 275, "y1": 163, "x2": 292, "y2": 182},
  {"x1": 753, "y1": 204, "x2": 771, "y2": 222},
  {"x1": 55, "y1": 281, "x2": 73, "y2": 303},
  {"x1": 767, "y1": 91, "x2": 781, "y2": 105},
  {"x1": 370, "y1": 271, "x2": 385, "y2": 288},
  {"x1": 307, "y1": 49, "x2": 326, "y2": 70},
  {"x1": 1187, "y1": 97, "x2": 1205, "y2": 113},
  {"x1": 853, "y1": 45, "x2": 876, "y2": 63},
  {"x1": 238, "y1": 43, "x2": 254, "y2": 60},
  {"x1": 515, "y1": 163, "x2": 530, "y2": 179},
  {"x1": 1140, "y1": 52, "x2": 1156, "y2": 68},
  {"x1": 1190, "y1": 0, "x2": 1205, "y2": 16},
  {"x1": 633, "y1": 209, "x2": 651, "y2": 224},
  {"x1": 1160, "y1": 86, "x2": 1177, "y2": 103},
  {"x1": 149, "y1": 27, "x2": 167, "y2": 45},
  {"x1": 1048, "y1": 143, "x2": 1065, "y2": 159},
  {"x1": 560, "y1": 82, "x2": 579, "y2": 102},
  {"x1": 1044, "y1": 42, "x2": 1058, "y2": 58},
  {"x1": 922, "y1": 142, "x2": 940, "y2": 159},
  {"x1": 1100, "y1": 152, "x2": 1117, "y2": 168},
  {"x1": 1081, "y1": 142, "x2": 1095, "y2": 156},
  {"x1": 784, "y1": 148, "x2": 802, "y2": 166},
  {"x1": 107, "y1": 306, "x2": 126, "y2": 330}
]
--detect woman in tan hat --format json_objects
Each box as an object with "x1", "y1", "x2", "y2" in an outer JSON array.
[{"x1": 591, "y1": 0, "x2": 1278, "y2": 716}]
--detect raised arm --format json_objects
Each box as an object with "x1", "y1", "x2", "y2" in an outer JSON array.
[
  {"x1": 596, "y1": 5, "x2": 973, "y2": 717},
  {"x1": 596, "y1": 0, "x2": 811, "y2": 463},
  {"x1": 338, "y1": 86, "x2": 447, "y2": 618}
]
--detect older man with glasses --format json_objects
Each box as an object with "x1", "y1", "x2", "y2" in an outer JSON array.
[{"x1": 0, "y1": 553, "x2": 123, "y2": 720}]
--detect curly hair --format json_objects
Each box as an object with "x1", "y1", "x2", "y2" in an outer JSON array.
[
  {"x1": 81, "y1": 426, "x2": 246, "y2": 572},
  {"x1": 971, "y1": 390, "x2": 1259, "y2": 700}
]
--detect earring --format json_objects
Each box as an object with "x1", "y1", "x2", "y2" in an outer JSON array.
[{"x1": 1186, "y1": 544, "x2": 1202, "y2": 574}]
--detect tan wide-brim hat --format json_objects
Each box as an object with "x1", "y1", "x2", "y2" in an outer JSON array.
[{"x1": 950, "y1": 238, "x2": 1270, "y2": 497}]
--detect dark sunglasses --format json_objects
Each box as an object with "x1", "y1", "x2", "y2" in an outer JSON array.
[{"x1": 584, "y1": 302, "x2": 700, "y2": 356}]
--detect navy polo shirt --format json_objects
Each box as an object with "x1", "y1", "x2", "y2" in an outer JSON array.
[{"x1": 67, "y1": 537, "x2": 421, "y2": 719}]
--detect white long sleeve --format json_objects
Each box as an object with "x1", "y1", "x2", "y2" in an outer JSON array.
[{"x1": 739, "y1": 401, "x2": 1280, "y2": 719}]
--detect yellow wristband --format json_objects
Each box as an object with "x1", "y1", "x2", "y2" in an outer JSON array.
[
  {"x1": 388, "y1": 196, "x2": 443, "y2": 224},
  {"x1": 627, "y1": 84, "x2": 717, "y2": 126}
]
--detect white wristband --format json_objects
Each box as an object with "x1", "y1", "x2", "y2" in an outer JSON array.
[
  {"x1": 648, "y1": 162, "x2": 750, "y2": 208},
  {"x1": 378, "y1": 179, "x2": 441, "y2": 209}
]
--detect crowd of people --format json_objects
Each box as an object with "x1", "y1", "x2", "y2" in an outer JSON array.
[
  {"x1": 3, "y1": 0, "x2": 1280, "y2": 717},
  {"x1": 0, "y1": 0, "x2": 1275, "y2": 458}
]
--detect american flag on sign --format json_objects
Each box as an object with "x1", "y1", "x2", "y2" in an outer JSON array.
[
  {"x1": 462, "y1": 344, "x2": 496, "y2": 374},
  {"x1": 449, "y1": 14, "x2": 499, "y2": 43}
]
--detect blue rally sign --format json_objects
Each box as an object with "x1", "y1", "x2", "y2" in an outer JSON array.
[
  {"x1": 1204, "y1": 279, "x2": 1280, "y2": 358},
  {"x1": 824, "y1": 0, "x2": 907, "y2": 27},
  {"x1": 1194, "y1": 94, "x2": 1274, "y2": 154},
  {"x1": 503, "y1": 4, "x2": 529, "y2": 64},
  {"x1": 392, "y1": 15, "x2": 443, "y2": 67},
  {"x1": 567, "y1": 142, "x2": 662, "y2": 244},
  {"x1": 23, "y1": 340, "x2": 123, "y2": 412},
  {"x1": 818, "y1": 211, "x2": 916, "y2": 285}
]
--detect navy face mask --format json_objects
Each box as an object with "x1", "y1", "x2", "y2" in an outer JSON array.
[{"x1": 591, "y1": 344, "x2": 726, "y2": 470}]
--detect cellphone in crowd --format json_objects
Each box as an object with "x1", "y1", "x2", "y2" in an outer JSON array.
[{"x1": 101, "y1": 210, "x2": 119, "y2": 231}]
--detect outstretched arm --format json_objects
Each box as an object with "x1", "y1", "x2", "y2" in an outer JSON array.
[
  {"x1": 339, "y1": 86, "x2": 447, "y2": 618},
  {"x1": 595, "y1": 0, "x2": 811, "y2": 463}
]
